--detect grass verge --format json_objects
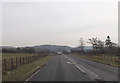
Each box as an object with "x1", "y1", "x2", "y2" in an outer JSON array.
[
  {"x1": 2, "y1": 55, "x2": 55, "y2": 81},
  {"x1": 70, "y1": 53, "x2": 119, "y2": 68}
]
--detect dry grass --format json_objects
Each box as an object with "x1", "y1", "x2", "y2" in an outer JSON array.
[
  {"x1": 71, "y1": 53, "x2": 119, "y2": 68},
  {"x1": 2, "y1": 53, "x2": 38, "y2": 59}
]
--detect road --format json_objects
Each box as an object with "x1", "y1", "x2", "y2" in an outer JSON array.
[{"x1": 27, "y1": 54, "x2": 118, "y2": 81}]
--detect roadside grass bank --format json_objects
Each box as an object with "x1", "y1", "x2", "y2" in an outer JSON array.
[
  {"x1": 2, "y1": 54, "x2": 55, "y2": 81},
  {"x1": 70, "y1": 53, "x2": 119, "y2": 68}
]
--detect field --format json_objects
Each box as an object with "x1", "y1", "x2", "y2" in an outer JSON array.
[
  {"x1": 2, "y1": 53, "x2": 38, "y2": 59},
  {"x1": 71, "y1": 53, "x2": 119, "y2": 68},
  {"x1": 2, "y1": 53, "x2": 55, "y2": 81}
]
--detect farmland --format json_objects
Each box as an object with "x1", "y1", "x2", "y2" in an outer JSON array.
[{"x1": 2, "y1": 53, "x2": 39, "y2": 59}]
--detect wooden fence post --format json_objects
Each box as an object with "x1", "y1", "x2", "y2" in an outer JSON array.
[
  {"x1": 11, "y1": 58, "x2": 14, "y2": 70},
  {"x1": 20, "y1": 57, "x2": 21, "y2": 65},
  {"x1": 31, "y1": 56, "x2": 32, "y2": 61},
  {"x1": 4, "y1": 59, "x2": 7, "y2": 71},
  {"x1": 111, "y1": 56, "x2": 112, "y2": 61},
  {"x1": 28, "y1": 56, "x2": 29, "y2": 63},
  {"x1": 32, "y1": 56, "x2": 33, "y2": 60},
  {"x1": 29, "y1": 56, "x2": 30, "y2": 63},
  {"x1": 32, "y1": 56, "x2": 33, "y2": 61},
  {"x1": 26, "y1": 57, "x2": 27, "y2": 64},
  {"x1": 23, "y1": 57, "x2": 24, "y2": 64},
  {"x1": 16, "y1": 58, "x2": 18, "y2": 67},
  {"x1": 116, "y1": 56, "x2": 118, "y2": 62}
]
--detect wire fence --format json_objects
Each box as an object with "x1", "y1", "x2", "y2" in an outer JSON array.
[
  {"x1": 2, "y1": 55, "x2": 44, "y2": 73},
  {"x1": 92, "y1": 55, "x2": 119, "y2": 62},
  {"x1": 84, "y1": 54, "x2": 119, "y2": 62}
]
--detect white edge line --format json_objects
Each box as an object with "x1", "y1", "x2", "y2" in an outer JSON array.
[
  {"x1": 91, "y1": 72, "x2": 99, "y2": 78},
  {"x1": 25, "y1": 68, "x2": 41, "y2": 81},
  {"x1": 25, "y1": 62, "x2": 48, "y2": 81},
  {"x1": 67, "y1": 62, "x2": 73, "y2": 64},
  {"x1": 75, "y1": 65, "x2": 85, "y2": 73}
]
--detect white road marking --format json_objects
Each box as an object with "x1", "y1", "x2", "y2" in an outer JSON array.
[
  {"x1": 91, "y1": 72, "x2": 99, "y2": 78},
  {"x1": 25, "y1": 68, "x2": 41, "y2": 81},
  {"x1": 75, "y1": 65, "x2": 85, "y2": 73},
  {"x1": 67, "y1": 61, "x2": 73, "y2": 64},
  {"x1": 25, "y1": 62, "x2": 48, "y2": 81},
  {"x1": 63, "y1": 55, "x2": 101, "y2": 80}
]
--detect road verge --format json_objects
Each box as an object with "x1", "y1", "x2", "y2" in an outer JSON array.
[
  {"x1": 2, "y1": 55, "x2": 55, "y2": 81},
  {"x1": 70, "y1": 53, "x2": 119, "y2": 68}
]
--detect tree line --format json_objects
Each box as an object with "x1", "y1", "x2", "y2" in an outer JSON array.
[
  {"x1": 2, "y1": 47, "x2": 36, "y2": 53},
  {"x1": 71, "y1": 36, "x2": 119, "y2": 55}
]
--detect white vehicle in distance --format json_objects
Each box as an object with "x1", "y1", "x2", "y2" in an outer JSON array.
[{"x1": 56, "y1": 52, "x2": 62, "y2": 55}]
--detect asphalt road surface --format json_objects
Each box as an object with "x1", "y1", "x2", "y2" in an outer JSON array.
[{"x1": 27, "y1": 54, "x2": 118, "y2": 81}]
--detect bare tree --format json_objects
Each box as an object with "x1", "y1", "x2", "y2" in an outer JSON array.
[
  {"x1": 79, "y1": 38, "x2": 84, "y2": 51},
  {"x1": 88, "y1": 37, "x2": 98, "y2": 51},
  {"x1": 97, "y1": 39, "x2": 104, "y2": 53},
  {"x1": 98, "y1": 39, "x2": 104, "y2": 48},
  {"x1": 87, "y1": 37, "x2": 104, "y2": 54}
]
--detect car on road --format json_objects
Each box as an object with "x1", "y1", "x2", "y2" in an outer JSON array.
[{"x1": 56, "y1": 52, "x2": 62, "y2": 55}]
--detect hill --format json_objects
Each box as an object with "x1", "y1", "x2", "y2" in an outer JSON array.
[{"x1": 34, "y1": 45, "x2": 72, "y2": 52}]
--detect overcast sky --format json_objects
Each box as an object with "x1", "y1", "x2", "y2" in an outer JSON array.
[{"x1": 2, "y1": 0, "x2": 118, "y2": 47}]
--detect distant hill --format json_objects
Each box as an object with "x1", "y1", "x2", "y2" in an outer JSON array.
[
  {"x1": 83, "y1": 46, "x2": 93, "y2": 50},
  {"x1": 0, "y1": 45, "x2": 93, "y2": 52},
  {"x1": 72, "y1": 46, "x2": 93, "y2": 51},
  {"x1": 0, "y1": 46, "x2": 16, "y2": 49},
  {"x1": 33, "y1": 45, "x2": 72, "y2": 52},
  {"x1": 0, "y1": 46, "x2": 16, "y2": 52}
]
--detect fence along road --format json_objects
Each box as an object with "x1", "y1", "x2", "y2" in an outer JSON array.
[{"x1": 2, "y1": 55, "x2": 42, "y2": 72}]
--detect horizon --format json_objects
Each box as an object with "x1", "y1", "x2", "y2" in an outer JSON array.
[
  {"x1": 0, "y1": 44, "x2": 93, "y2": 48},
  {"x1": 0, "y1": 44, "x2": 96, "y2": 48}
]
